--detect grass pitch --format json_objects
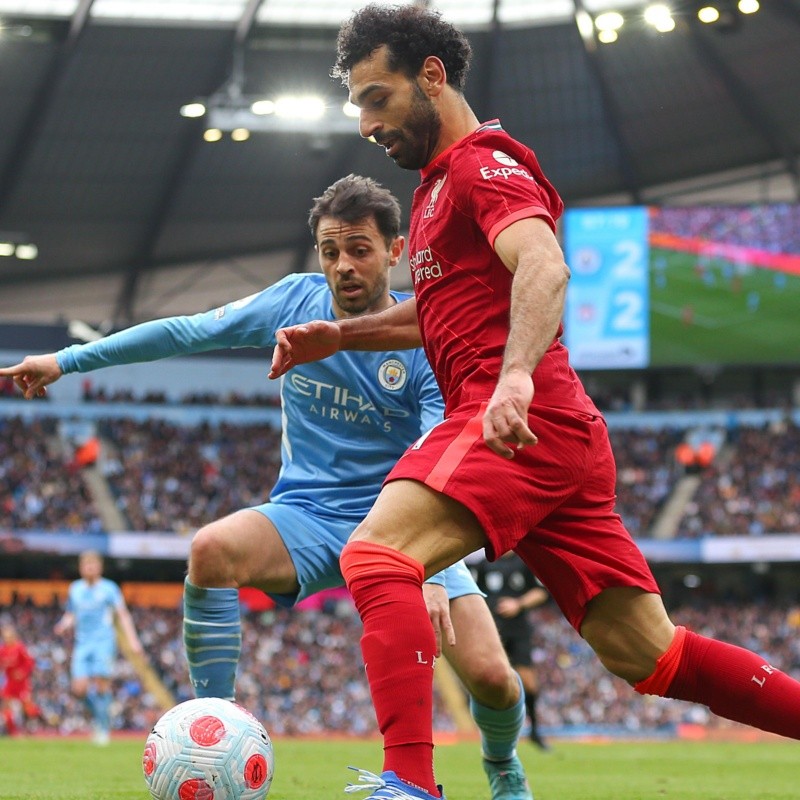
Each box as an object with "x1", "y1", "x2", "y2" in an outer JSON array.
[
  {"x1": 649, "y1": 248, "x2": 800, "y2": 366},
  {"x1": 0, "y1": 736, "x2": 796, "y2": 800}
]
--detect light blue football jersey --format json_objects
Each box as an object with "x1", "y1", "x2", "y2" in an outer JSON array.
[
  {"x1": 67, "y1": 577, "x2": 123, "y2": 647},
  {"x1": 57, "y1": 274, "x2": 444, "y2": 520}
]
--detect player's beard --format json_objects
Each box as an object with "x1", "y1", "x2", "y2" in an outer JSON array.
[
  {"x1": 335, "y1": 271, "x2": 389, "y2": 316},
  {"x1": 385, "y1": 83, "x2": 442, "y2": 171}
]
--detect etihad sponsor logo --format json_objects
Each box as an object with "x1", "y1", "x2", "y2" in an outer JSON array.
[
  {"x1": 409, "y1": 245, "x2": 444, "y2": 285},
  {"x1": 423, "y1": 173, "x2": 447, "y2": 219},
  {"x1": 289, "y1": 373, "x2": 411, "y2": 431},
  {"x1": 480, "y1": 150, "x2": 534, "y2": 182}
]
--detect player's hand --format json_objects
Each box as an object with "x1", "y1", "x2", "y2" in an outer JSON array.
[
  {"x1": 0, "y1": 353, "x2": 62, "y2": 399},
  {"x1": 495, "y1": 596, "x2": 523, "y2": 619},
  {"x1": 268, "y1": 320, "x2": 342, "y2": 379},
  {"x1": 423, "y1": 582, "x2": 456, "y2": 656},
  {"x1": 483, "y1": 369, "x2": 538, "y2": 458}
]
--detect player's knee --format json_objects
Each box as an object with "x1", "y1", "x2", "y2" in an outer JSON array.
[
  {"x1": 188, "y1": 525, "x2": 237, "y2": 586},
  {"x1": 463, "y1": 659, "x2": 519, "y2": 708}
]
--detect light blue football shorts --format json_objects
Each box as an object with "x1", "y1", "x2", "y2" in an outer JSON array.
[
  {"x1": 252, "y1": 501, "x2": 483, "y2": 607},
  {"x1": 71, "y1": 639, "x2": 117, "y2": 680}
]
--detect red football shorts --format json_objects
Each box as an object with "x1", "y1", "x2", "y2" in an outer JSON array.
[
  {"x1": 1, "y1": 681, "x2": 32, "y2": 702},
  {"x1": 386, "y1": 402, "x2": 660, "y2": 632}
]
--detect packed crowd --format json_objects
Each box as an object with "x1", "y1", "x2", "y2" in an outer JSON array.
[
  {"x1": 650, "y1": 204, "x2": 800, "y2": 255},
  {"x1": 3, "y1": 413, "x2": 799, "y2": 539},
  {"x1": 0, "y1": 416, "x2": 104, "y2": 534},
  {"x1": 97, "y1": 418, "x2": 282, "y2": 533},
  {"x1": 3, "y1": 597, "x2": 799, "y2": 737},
  {"x1": 608, "y1": 427, "x2": 685, "y2": 538},
  {"x1": 0, "y1": 599, "x2": 449, "y2": 737},
  {"x1": 80, "y1": 381, "x2": 281, "y2": 408},
  {"x1": 678, "y1": 418, "x2": 800, "y2": 537}
]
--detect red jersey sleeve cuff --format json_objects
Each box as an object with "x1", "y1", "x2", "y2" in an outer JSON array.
[{"x1": 487, "y1": 206, "x2": 555, "y2": 248}]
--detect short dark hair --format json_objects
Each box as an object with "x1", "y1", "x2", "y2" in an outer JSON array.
[
  {"x1": 308, "y1": 174, "x2": 401, "y2": 245},
  {"x1": 333, "y1": 3, "x2": 472, "y2": 92}
]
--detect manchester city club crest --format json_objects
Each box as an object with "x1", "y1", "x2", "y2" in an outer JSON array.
[{"x1": 378, "y1": 358, "x2": 407, "y2": 391}]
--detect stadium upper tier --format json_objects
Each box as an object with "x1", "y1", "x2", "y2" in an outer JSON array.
[{"x1": 1, "y1": 406, "x2": 799, "y2": 542}]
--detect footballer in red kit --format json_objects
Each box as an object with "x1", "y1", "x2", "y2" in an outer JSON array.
[
  {"x1": 389, "y1": 118, "x2": 657, "y2": 625},
  {"x1": 0, "y1": 623, "x2": 40, "y2": 735}
]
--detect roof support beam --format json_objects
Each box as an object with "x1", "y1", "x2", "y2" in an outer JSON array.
[
  {"x1": 572, "y1": 0, "x2": 643, "y2": 203},
  {"x1": 113, "y1": 0, "x2": 267, "y2": 324},
  {"x1": 683, "y1": 21, "x2": 800, "y2": 200},
  {"x1": 0, "y1": 0, "x2": 96, "y2": 221}
]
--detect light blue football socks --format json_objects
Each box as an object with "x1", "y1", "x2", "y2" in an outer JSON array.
[
  {"x1": 183, "y1": 579, "x2": 241, "y2": 700},
  {"x1": 470, "y1": 671, "x2": 526, "y2": 760}
]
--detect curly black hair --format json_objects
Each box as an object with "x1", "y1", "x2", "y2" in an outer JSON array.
[
  {"x1": 308, "y1": 174, "x2": 401, "y2": 246},
  {"x1": 333, "y1": 3, "x2": 472, "y2": 92}
]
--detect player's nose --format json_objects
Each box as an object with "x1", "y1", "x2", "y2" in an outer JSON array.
[{"x1": 359, "y1": 112, "x2": 381, "y2": 141}]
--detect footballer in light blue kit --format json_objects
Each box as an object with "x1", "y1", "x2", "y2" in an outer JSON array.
[
  {"x1": 54, "y1": 550, "x2": 143, "y2": 744},
  {"x1": 4, "y1": 176, "x2": 534, "y2": 800}
]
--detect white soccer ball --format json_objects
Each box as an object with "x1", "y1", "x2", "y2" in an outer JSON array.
[{"x1": 142, "y1": 698, "x2": 274, "y2": 800}]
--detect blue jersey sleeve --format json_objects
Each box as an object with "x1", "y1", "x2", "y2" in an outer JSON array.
[
  {"x1": 55, "y1": 277, "x2": 303, "y2": 374},
  {"x1": 411, "y1": 351, "x2": 444, "y2": 433}
]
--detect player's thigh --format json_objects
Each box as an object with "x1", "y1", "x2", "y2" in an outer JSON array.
[
  {"x1": 581, "y1": 586, "x2": 675, "y2": 678},
  {"x1": 351, "y1": 479, "x2": 487, "y2": 577},
  {"x1": 190, "y1": 508, "x2": 296, "y2": 590}
]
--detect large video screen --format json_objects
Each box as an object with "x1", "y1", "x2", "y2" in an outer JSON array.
[{"x1": 562, "y1": 204, "x2": 800, "y2": 369}]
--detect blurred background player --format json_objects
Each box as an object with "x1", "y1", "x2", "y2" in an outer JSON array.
[
  {"x1": 470, "y1": 553, "x2": 550, "y2": 751},
  {"x1": 2, "y1": 175, "x2": 533, "y2": 800},
  {"x1": 0, "y1": 621, "x2": 40, "y2": 736},
  {"x1": 53, "y1": 550, "x2": 143, "y2": 745}
]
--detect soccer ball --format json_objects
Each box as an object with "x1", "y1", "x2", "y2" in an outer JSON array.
[{"x1": 142, "y1": 698, "x2": 274, "y2": 800}]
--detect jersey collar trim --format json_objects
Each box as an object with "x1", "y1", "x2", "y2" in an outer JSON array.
[{"x1": 420, "y1": 119, "x2": 503, "y2": 180}]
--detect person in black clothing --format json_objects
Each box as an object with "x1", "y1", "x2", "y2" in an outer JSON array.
[{"x1": 471, "y1": 551, "x2": 550, "y2": 750}]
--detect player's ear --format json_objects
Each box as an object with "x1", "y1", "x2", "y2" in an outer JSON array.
[
  {"x1": 389, "y1": 235, "x2": 405, "y2": 267},
  {"x1": 419, "y1": 56, "x2": 446, "y2": 97}
]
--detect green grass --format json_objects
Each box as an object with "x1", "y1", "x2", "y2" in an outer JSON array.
[
  {"x1": 0, "y1": 736, "x2": 797, "y2": 800},
  {"x1": 649, "y1": 248, "x2": 800, "y2": 366}
]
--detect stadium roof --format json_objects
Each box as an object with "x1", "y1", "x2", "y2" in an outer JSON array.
[{"x1": 0, "y1": 0, "x2": 798, "y2": 323}]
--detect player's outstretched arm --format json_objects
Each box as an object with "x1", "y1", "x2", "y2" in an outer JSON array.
[
  {"x1": 269, "y1": 298, "x2": 423, "y2": 378},
  {"x1": 0, "y1": 353, "x2": 62, "y2": 399},
  {"x1": 269, "y1": 320, "x2": 343, "y2": 378}
]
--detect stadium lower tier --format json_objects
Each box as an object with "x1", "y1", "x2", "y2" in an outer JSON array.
[{"x1": 2, "y1": 598, "x2": 798, "y2": 739}]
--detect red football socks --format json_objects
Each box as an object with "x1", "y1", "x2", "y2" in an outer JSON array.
[
  {"x1": 341, "y1": 540, "x2": 440, "y2": 797},
  {"x1": 637, "y1": 625, "x2": 800, "y2": 738}
]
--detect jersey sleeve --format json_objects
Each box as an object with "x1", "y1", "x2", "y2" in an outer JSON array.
[
  {"x1": 451, "y1": 133, "x2": 564, "y2": 248},
  {"x1": 424, "y1": 570, "x2": 446, "y2": 588},
  {"x1": 56, "y1": 276, "x2": 304, "y2": 374},
  {"x1": 109, "y1": 581, "x2": 124, "y2": 609}
]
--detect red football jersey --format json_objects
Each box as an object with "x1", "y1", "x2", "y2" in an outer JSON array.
[
  {"x1": 0, "y1": 640, "x2": 35, "y2": 686},
  {"x1": 409, "y1": 120, "x2": 598, "y2": 417}
]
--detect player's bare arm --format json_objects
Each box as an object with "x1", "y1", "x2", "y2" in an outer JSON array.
[
  {"x1": 269, "y1": 298, "x2": 422, "y2": 379},
  {"x1": 422, "y1": 582, "x2": 456, "y2": 656},
  {"x1": 116, "y1": 603, "x2": 144, "y2": 656},
  {"x1": 53, "y1": 611, "x2": 75, "y2": 636},
  {"x1": 0, "y1": 353, "x2": 61, "y2": 399},
  {"x1": 484, "y1": 217, "x2": 570, "y2": 458}
]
